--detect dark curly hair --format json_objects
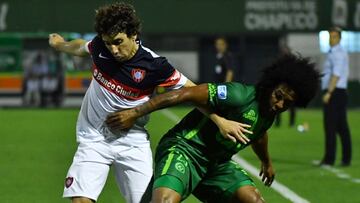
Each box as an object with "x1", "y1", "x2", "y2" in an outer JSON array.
[
  {"x1": 94, "y1": 2, "x2": 141, "y2": 37},
  {"x1": 256, "y1": 54, "x2": 321, "y2": 108}
]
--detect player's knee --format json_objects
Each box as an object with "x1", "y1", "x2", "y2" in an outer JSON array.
[
  {"x1": 152, "y1": 187, "x2": 181, "y2": 203},
  {"x1": 232, "y1": 186, "x2": 265, "y2": 203},
  {"x1": 152, "y1": 193, "x2": 179, "y2": 203},
  {"x1": 241, "y1": 192, "x2": 264, "y2": 203},
  {"x1": 71, "y1": 197, "x2": 94, "y2": 203}
]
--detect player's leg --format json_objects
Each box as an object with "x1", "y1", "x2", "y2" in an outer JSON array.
[
  {"x1": 113, "y1": 142, "x2": 153, "y2": 203},
  {"x1": 230, "y1": 185, "x2": 265, "y2": 203},
  {"x1": 194, "y1": 160, "x2": 263, "y2": 203},
  {"x1": 152, "y1": 180, "x2": 182, "y2": 203},
  {"x1": 335, "y1": 90, "x2": 352, "y2": 165},
  {"x1": 63, "y1": 141, "x2": 113, "y2": 202},
  {"x1": 322, "y1": 98, "x2": 337, "y2": 165},
  {"x1": 151, "y1": 143, "x2": 201, "y2": 203}
]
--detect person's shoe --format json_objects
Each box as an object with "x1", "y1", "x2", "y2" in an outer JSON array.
[
  {"x1": 312, "y1": 160, "x2": 333, "y2": 167},
  {"x1": 340, "y1": 162, "x2": 351, "y2": 167}
]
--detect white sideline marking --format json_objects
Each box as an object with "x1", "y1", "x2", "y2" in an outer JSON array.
[
  {"x1": 320, "y1": 165, "x2": 360, "y2": 184},
  {"x1": 161, "y1": 109, "x2": 310, "y2": 203},
  {"x1": 232, "y1": 156, "x2": 310, "y2": 203},
  {"x1": 160, "y1": 109, "x2": 182, "y2": 123}
]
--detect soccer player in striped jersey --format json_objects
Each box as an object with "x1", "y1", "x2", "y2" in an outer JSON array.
[
  {"x1": 107, "y1": 54, "x2": 321, "y2": 203},
  {"x1": 49, "y1": 2, "x2": 248, "y2": 203}
]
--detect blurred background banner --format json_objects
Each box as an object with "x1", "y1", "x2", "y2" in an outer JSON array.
[
  {"x1": 2, "y1": 0, "x2": 360, "y2": 33},
  {"x1": 1, "y1": 0, "x2": 360, "y2": 107}
]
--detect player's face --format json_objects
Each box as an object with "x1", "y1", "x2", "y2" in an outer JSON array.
[
  {"x1": 269, "y1": 84, "x2": 296, "y2": 114},
  {"x1": 329, "y1": 31, "x2": 340, "y2": 47},
  {"x1": 102, "y1": 32, "x2": 138, "y2": 62}
]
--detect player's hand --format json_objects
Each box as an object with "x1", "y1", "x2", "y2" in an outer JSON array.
[
  {"x1": 105, "y1": 109, "x2": 138, "y2": 131},
  {"x1": 259, "y1": 163, "x2": 275, "y2": 187},
  {"x1": 49, "y1": 33, "x2": 65, "y2": 49},
  {"x1": 218, "y1": 118, "x2": 252, "y2": 144}
]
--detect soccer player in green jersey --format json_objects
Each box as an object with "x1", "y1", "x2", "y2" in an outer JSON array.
[{"x1": 106, "y1": 54, "x2": 321, "y2": 203}]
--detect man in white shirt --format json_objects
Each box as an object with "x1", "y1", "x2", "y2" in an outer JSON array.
[{"x1": 319, "y1": 26, "x2": 352, "y2": 167}]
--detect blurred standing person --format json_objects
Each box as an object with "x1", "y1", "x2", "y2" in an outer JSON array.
[
  {"x1": 49, "y1": 50, "x2": 65, "y2": 107},
  {"x1": 49, "y1": 2, "x2": 246, "y2": 203},
  {"x1": 213, "y1": 37, "x2": 235, "y2": 82},
  {"x1": 23, "y1": 72, "x2": 41, "y2": 107},
  {"x1": 319, "y1": 26, "x2": 352, "y2": 166},
  {"x1": 40, "y1": 73, "x2": 59, "y2": 107},
  {"x1": 23, "y1": 53, "x2": 48, "y2": 107}
]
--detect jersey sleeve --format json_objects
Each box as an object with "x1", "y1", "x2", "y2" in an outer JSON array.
[
  {"x1": 155, "y1": 57, "x2": 188, "y2": 90},
  {"x1": 331, "y1": 51, "x2": 347, "y2": 77},
  {"x1": 207, "y1": 82, "x2": 253, "y2": 109},
  {"x1": 85, "y1": 41, "x2": 92, "y2": 54}
]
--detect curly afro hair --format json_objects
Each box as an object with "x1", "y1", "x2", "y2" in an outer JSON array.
[
  {"x1": 256, "y1": 54, "x2": 321, "y2": 107},
  {"x1": 94, "y1": 2, "x2": 141, "y2": 37}
]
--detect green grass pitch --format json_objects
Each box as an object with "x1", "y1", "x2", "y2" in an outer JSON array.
[{"x1": 0, "y1": 107, "x2": 359, "y2": 203}]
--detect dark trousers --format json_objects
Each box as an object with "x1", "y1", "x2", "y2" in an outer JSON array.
[{"x1": 322, "y1": 88, "x2": 352, "y2": 165}]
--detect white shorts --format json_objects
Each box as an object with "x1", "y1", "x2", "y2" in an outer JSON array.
[{"x1": 63, "y1": 139, "x2": 153, "y2": 202}]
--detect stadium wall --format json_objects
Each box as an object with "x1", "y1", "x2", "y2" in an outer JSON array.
[
  {"x1": 2, "y1": 0, "x2": 360, "y2": 33},
  {"x1": 1, "y1": 0, "x2": 360, "y2": 107}
]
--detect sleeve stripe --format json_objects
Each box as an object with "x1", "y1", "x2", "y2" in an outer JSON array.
[
  {"x1": 158, "y1": 70, "x2": 182, "y2": 87},
  {"x1": 85, "y1": 41, "x2": 92, "y2": 54}
]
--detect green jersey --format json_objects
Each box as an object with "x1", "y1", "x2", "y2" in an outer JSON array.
[
  {"x1": 153, "y1": 82, "x2": 274, "y2": 201},
  {"x1": 161, "y1": 82, "x2": 274, "y2": 161}
]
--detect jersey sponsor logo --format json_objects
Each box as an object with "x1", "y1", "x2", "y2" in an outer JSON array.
[
  {"x1": 131, "y1": 68, "x2": 146, "y2": 83},
  {"x1": 243, "y1": 109, "x2": 256, "y2": 121},
  {"x1": 99, "y1": 52, "x2": 110, "y2": 59},
  {"x1": 65, "y1": 177, "x2": 74, "y2": 188},
  {"x1": 92, "y1": 66, "x2": 153, "y2": 100},
  {"x1": 217, "y1": 85, "x2": 227, "y2": 99}
]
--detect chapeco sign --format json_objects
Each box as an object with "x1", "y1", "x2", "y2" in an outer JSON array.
[{"x1": 244, "y1": 0, "x2": 318, "y2": 31}]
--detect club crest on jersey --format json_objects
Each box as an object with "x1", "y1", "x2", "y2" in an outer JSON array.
[
  {"x1": 217, "y1": 85, "x2": 227, "y2": 99},
  {"x1": 65, "y1": 177, "x2": 74, "y2": 188},
  {"x1": 131, "y1": 68, "x2": 146, "y2": 83}
]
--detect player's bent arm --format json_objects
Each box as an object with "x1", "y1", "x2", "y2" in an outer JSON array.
[
  {"x1": 49, "y1": 33, "x2": 89, "y2": 57},
  {"x1": 251, "y1": 132, "x2": 272, "y2": 166},
  {"x1": 183, "y1": 79, "x2": 226, "y2": 130},
  {"x1": 182, "y1": 79, "x2": 251, "y2": 143},
  {"x1": 251, "y1": 132, "x2": 275, "y2": 186},
  {"x1": 135, "y1": 84, "x2": 208, "y2": 116}
]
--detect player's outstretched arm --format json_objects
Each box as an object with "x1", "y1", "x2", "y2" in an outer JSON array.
[
  {"x1": 106, "y1": 82, "x2": 252, "y2": 143},
  {"x1": 49, "y1": 33, "x2": 89, "y2": 57},
  {"x1": 105, "y1": 84, "x2": 209, "y2": 130},
  {"x1": 251, "y1": 132, "x2": 275, "y2": 187}
]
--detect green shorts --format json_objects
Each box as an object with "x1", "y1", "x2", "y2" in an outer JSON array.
[{"x1": 153, "y1": 142, "x2": 255, "y2": 202}]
